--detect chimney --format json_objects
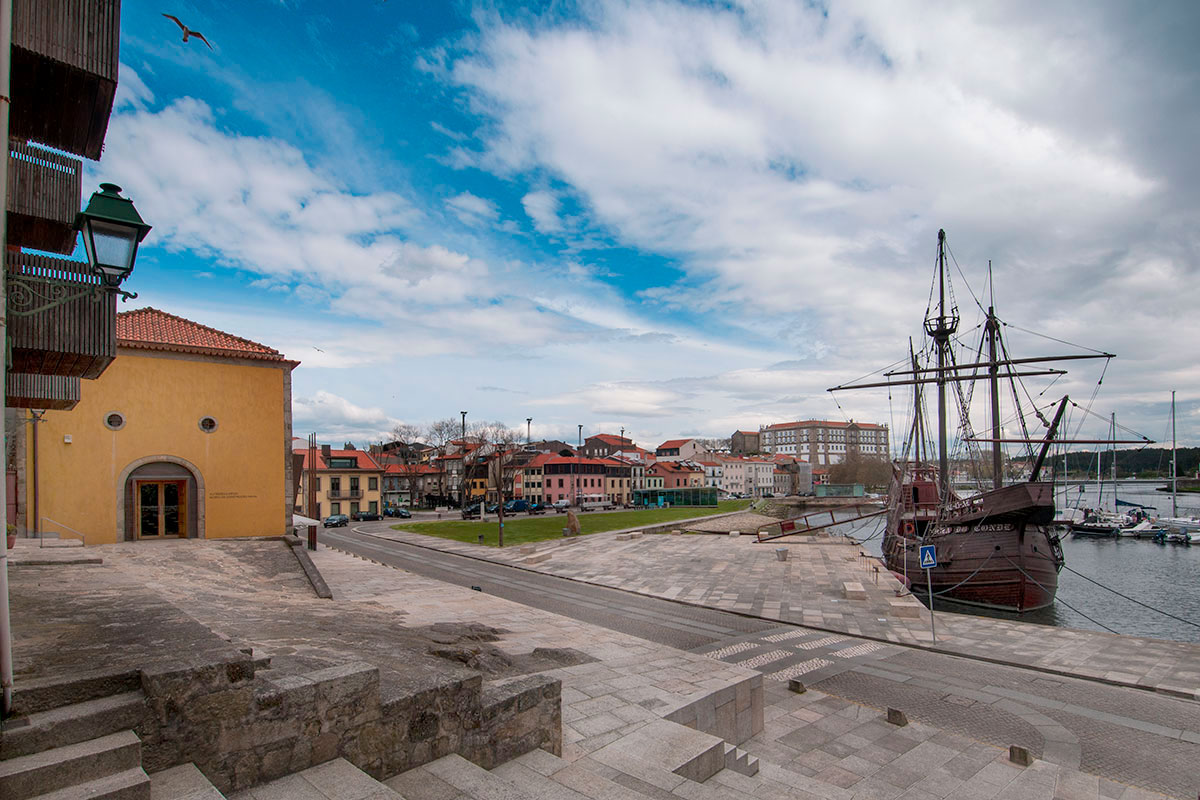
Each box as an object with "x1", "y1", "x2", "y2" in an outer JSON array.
[{"x1": 321, "y1": 444, "x2": 331, "y2": 461}]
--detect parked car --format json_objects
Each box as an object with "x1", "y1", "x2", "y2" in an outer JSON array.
[
  {"x1": 384, "y1": 507, "x2": 412, "y2": 518},
  {"x1": 526, "y1": 503, "x2": 547, "y2": 515},
  {"x1": 504, "y1": 499, "x2": 530, "y2": 513},
  {"x1": 322, "y1": 514, "x2": 349, "y2": 528},
  {"x1": 552, "y1": 499, "x2": 571, "y2": 513},
  {"x1": 485, "y1": 503, "x2": 500, "y2": 514},
  {"x1": 351, "y1": 510, "x2": 384, "y2": 521},
  {"x1": 461, "y1": 503, "x2": 482, "y2": 519}
]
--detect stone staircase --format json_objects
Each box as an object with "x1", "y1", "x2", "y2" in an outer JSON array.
[{"x1": 0, "y1": 677, "x2": 152, "y2": 800}]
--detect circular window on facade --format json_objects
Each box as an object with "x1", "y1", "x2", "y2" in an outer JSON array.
[
  {"x1": 198, "y1": 416, "x2": 219, "y2": 433},
  {"x1": 104, "y1": 412, "x2": 126, "y2": 431}
]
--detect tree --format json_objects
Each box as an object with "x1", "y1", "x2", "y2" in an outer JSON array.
[
  {"x1": 384, "y1": 423, "x2": 425, "y2": 508},
  {"x1": 696, "y1": 437, "x2": 731, "y2": 453},
  {"x1": 829, "y1": 452, "x2": 891, "y2": 488},
  {"x1": 424, "y1": 418, "x2": 460, "y2": 503}
]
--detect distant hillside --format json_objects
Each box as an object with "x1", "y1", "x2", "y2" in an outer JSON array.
[{"x1": 1015, "y1": 447, "x2": 1199, "y2": 479}]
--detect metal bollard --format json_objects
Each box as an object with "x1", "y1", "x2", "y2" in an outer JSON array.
[{"x1": 307, "y1": 525, "x2": 317, "y2": 551}]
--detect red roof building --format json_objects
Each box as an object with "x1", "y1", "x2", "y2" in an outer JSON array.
[{"x1": 118, "y1": 308, "x2": 296, "y2": 364}]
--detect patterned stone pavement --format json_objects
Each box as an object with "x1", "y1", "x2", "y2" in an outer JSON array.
[
  {"x1": 314, "y1": 542, "x2": 1180, "y2": 799},
  {"x1": 354, "y1": 522, "x2": 1200, "y2": 700}
]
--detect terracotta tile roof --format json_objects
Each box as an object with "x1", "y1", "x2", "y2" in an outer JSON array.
[
  {"x1": 589, "y1": 433, "x2": 634, "y2": 447},
  {"x1": 656, "y1": 439, "x2": 692, "y2": 450},
  {"x1": 383, "y1": 464, "x2": 441, "y2": 475},
  {"x1": 764, "y1": 419, "x2": 887, "y2": 431},
  {"x1": 299, "y1": 449, "x2": 382, "y2": 470},
  {"x1": 545, "y1": 456, "x2": 611, "y2": 467},
  {"x1": 117, "y1": 308, "x2": 294, "y2": 364}
]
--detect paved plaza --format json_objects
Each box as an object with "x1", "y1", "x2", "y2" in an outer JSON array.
[
  {"x1": 357, "y1": 522, "x2": 1200, "y2": 700},
  {"x1": 310, "y1": 541, "x2": 1185, "y2": 798}
]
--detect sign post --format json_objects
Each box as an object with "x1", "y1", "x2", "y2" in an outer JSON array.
[{"x1": 919, "y1": 544, "x2": 937, "y2": 644}]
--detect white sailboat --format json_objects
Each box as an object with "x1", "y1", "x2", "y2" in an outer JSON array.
[{"x1": 1156, "y1": 391, "x2": 1200, "y2": 542}]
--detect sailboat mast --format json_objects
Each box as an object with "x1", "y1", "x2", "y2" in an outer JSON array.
[
  {"x1": 1171, "y1": 390, "x2": 1177, "y2": 518},
  {"x1": 987, "y1": 306, "x2": 1002, "y2": 490},
  {"x1": 924, "y1": 229, "x2": 958, "y2": 502}
]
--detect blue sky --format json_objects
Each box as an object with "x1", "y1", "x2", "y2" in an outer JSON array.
[{"x1": 96, "y1": 0, "x2": 1199, "y2": 452}]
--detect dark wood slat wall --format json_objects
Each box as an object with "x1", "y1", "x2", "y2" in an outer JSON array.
[
  {"x1": 6, "y1": 251, "x2": 117, "y2": 379},
  {"x1": 6, "y1": 140, "x2": 81, "y2": 253},
  {"x1": 6, "y1": 373, "x2": 81, "y2": 411},
  {"x1": 12, "y1": 0, "x2": 118, "y2": 81},
  {"x1": 10, "y1": 0, "x2": 120, "y2": 159}
]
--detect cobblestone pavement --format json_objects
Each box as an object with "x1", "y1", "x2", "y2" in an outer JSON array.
[
  {"x1": 350, "y1": 523, "x2": 1200, "y2": 699},
  {"x1": 693, "y1": 625, "x2": 1200, "y2": 798},
  {"x1": 313, "y1": 541, "x2": 1179, "y2": 799}
]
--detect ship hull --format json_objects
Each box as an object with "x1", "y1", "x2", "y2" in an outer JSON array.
[{"x1": 885, "y1": 478, "x2": 1064, "y2": 613}]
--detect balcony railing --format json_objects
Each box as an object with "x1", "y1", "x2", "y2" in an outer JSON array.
[
  {"x1": 328, "y1": 490, "x2": 364, "y2": 500},
  {"x1": 6, "y1": 372, "x2": 80, "y2": 411},
  {"x1": 11, "y1": 0, "x2": 120, "y2": 159},
  {"x1": 7, "y1": 251, "x2": 116, "y2": 379},
  {"x1": 7, "y1": 140, "x2": 82, "y2": 254}
]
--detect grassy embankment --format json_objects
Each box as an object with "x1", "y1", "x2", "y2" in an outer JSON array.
[{"x1": 391, "y1": 499, "x2": 753, "y2": 547}]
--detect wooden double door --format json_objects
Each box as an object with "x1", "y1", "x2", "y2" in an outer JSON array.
[{"x1": 136, "y1": 480, "x2": 187, "y2": 538}]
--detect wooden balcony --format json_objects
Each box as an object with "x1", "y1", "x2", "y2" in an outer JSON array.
[
  {"x1": 6, "y1": 373, "x2": 80, "y2": 411},
  {"x1": 7, "y1": 140, "x2": 82, "y2": 254},
  {"x1": 10, "y1": 0, "x2": 120, "y2": 160},
  {"x1": 7, "y1": 251, "x2": 116, "y2": 379}
]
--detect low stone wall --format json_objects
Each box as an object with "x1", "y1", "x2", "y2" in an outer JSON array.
[{"x1": 135, "y1": 653, "x2": 560, "y2": 793}]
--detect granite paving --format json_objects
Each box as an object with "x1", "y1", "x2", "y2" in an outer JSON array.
[
  {"x1": 313, "y1": 543, "x2": 1181, "y2": 799},
  {"x1": 356, "y1": 522, "x2": 1200, "y2": 699}
]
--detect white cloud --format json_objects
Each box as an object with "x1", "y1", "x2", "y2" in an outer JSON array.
[
  {"x1": 292, "y1": 390, "x2": 402, "y2": 443},
  {"x1": 438, "y1": 0, "x2": 1199, "y2": 443},
  {"x1": 521, "y1": 190, "x2": 562, "y2": 234},
  {"x1": 446, "y1": 191, "x2": 500, "y2": 225}
]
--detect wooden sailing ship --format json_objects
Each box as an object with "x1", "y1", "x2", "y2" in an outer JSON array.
[{"x1": 830, "y1": 230, "x2": 1128, "y2": 612}]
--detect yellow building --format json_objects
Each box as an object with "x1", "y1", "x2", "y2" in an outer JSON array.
[
  {"x1": 297, "y1": 446, "x2": 384, "y2": 519},
  {"x1": 13, "y1": 308, "x2": 297, "y2": 543}
]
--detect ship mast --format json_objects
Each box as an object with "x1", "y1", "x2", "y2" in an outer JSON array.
[
  {"x1": 924, "y1": 230, "x2": 959, "y2": 502},
  {"x1": 986, "y1": 306, "x2": 1002, "y2": 489}
]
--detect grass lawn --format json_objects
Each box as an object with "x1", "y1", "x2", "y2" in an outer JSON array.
[{"x1": 391, "y1": 499, "x2": 753, "y2": 547}]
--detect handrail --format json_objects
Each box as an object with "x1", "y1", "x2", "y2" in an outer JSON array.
[{"x1": 39, "y1": 517, "x2": 86, "y2": 547}]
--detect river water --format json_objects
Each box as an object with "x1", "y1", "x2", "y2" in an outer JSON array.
[{"x1": 850, "y1": 481, "x2": 1200, "y2": 645}]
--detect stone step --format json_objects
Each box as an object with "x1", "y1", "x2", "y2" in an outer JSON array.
[
  {"x1": 0, "y1": 730, "x2": 142, "y2": 800},
  {"x1": 226, "y1": 758, "x2": 400, "y2": 800},
  {"x1": 510, "y1": 748, "x2": 675, "y2": 800},
  {"x1": 30, "y1": 767, "x2": 150, "y2": 800},
  {"x1": 492, "y1": 760, "x2": 592, "y2": 800},
  {"x1": 589, "y1": 719, "x2": 725, "y2": 783},
  {"x1": 407, "y1": 753, "x2": 533, "y2": 800},
  {"x1": 720, "y1": 743, "x2": 759, "y2": 777},
  {"x1": 12, "y1": 671, "x2": 142, "y2": 716},
  {"x1": 1, "y1": 691, "x2": 147, "y2": 760},
  {"x1": 149, "y1": 763, "x2": 225, "y2": 800}
]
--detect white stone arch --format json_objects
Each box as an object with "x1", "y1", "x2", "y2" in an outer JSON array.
[{"x1": 116, "y1": 455, "x2": 206, "y2": 541}]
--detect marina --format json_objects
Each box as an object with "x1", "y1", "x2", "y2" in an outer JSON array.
[{"x1": 855, "y1": 480, "x2": 1200, "y2": 644}]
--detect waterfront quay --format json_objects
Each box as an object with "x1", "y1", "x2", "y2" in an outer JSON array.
[
  {"x1": 326, "y1": 517, "x2": 1200, "y2": 797},
  {"x1": 9, "y1": 525, "x2": 1198, "y2": 798}
]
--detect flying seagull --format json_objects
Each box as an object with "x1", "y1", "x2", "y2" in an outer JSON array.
[{"x1": 162, "y1": 14, "x2": 213, "y2": 49}]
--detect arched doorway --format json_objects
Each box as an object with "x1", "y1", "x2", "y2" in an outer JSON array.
[{"x1": 117, "y1": 458, "x2": 204, "y2": 541}]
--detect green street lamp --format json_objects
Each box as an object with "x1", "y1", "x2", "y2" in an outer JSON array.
[{"x1": 75, "y1": 183, "x2": 152, "y2": 289}]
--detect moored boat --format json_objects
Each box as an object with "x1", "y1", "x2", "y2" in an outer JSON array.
[{"x1": 827, "y1": 229, "x2": 1124, "y2": 613}]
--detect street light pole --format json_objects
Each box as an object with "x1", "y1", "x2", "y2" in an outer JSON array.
[
  {"x1": 577, "y1": 424, "x2": 583, "y2": 507},
  {"x1": 526, "y1": 417, "x2": 532, "y2": 446}
]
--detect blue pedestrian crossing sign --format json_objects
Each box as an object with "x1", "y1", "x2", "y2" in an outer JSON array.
[{"x1": 919, "y1": 545, "x2": 937, "y2": 569}]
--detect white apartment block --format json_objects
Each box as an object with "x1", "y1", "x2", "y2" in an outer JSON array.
[{"x1": 758, "y1": 420, "x2": 889, "y2": 465}]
